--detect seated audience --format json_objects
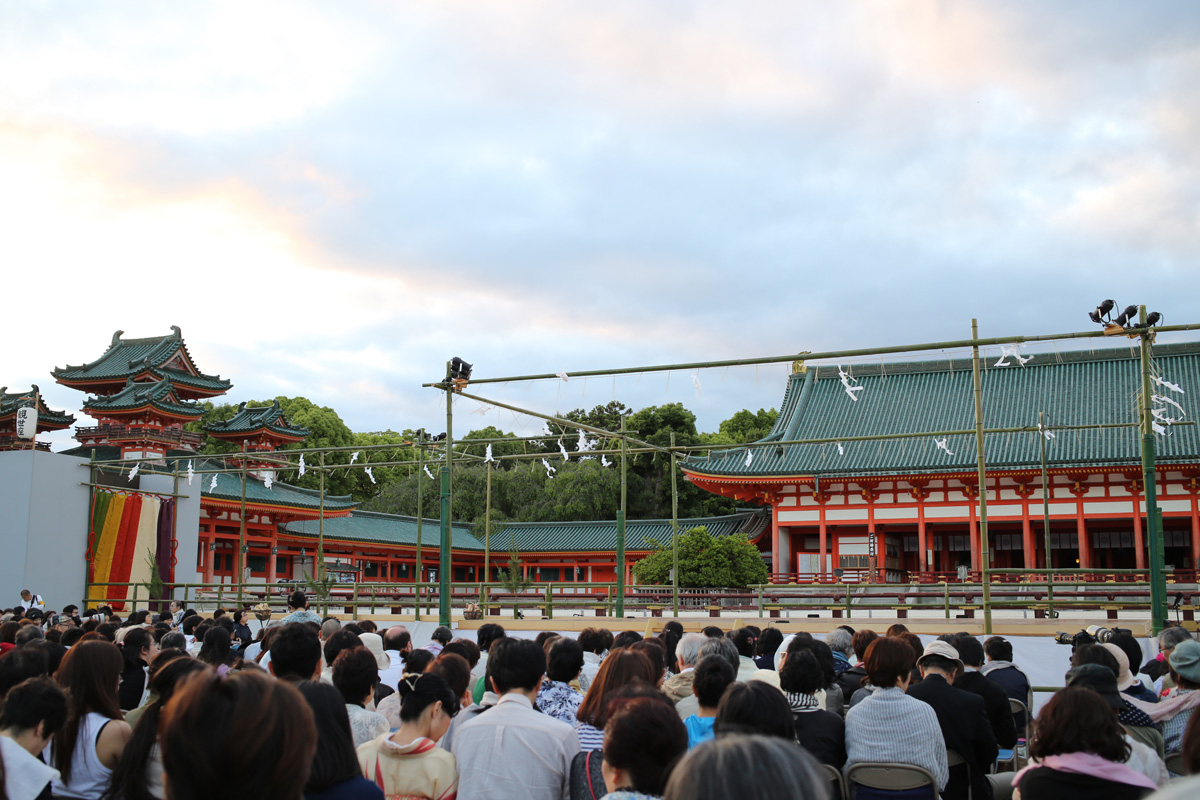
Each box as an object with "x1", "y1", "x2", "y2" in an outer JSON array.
[
  {"x1": 664, "y1": 734, "x2": 827, "y2": 800},
  {"x1": 601, "y1": 696, "x2": 689, "y2": 800},
  {"x1": 0, "y1": 677, "x2": 68, "y2": 800},
  {"x1": 538, "y1": 637, "x2": 586, "y2": 725},
  {"x1": 576, "y1": 648, "x2": 659, "y2": 751},
  {"x1": 269, "y1": 623, "x2": 324, "y2": 683},
  {"x1": 357, "y1": 672, "x2": 459, "y2": 799},
  {"x1": 982, "y1": 635, "x2": 1032, "y2": 728},
  {"x1": 836, "y1": 629, "x2": 877, "y2": 697},
  {"x1": 1065, "y1": 664, "x2": 1169, "y2": 787},
  {"x1": 50, "y1": 640, "x2": 132, "y2": 799},
  {"x1": 1013, "y1": 687, "x2": 1156, "y2": 800},
  {"x1": 951, "y1": 633, "x2": 1018, "y2": 749},
  {"x1": 713, "y1": 680, "x2": 795, "y2": 741},
  {"x1": 779, "y1": 648, "x2": 845, "y2": 767},
  {"x1": 295, "y1": 681, "x2": 384, "y2": 800},
  {"x1": 117, "y1": 627, "x2": 157, "y2": 712},
  {"x1": 662, "y1": 633, "x2": 705, "y2": 704},
  {"x1": 333, "y1": 648, "x2": 389, "y2": 747}
]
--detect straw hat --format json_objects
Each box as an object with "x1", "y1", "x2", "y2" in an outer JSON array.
[
  {"x1": 1100, "y1": 643, "x2": 1136, "y2": 691},
  {"x1": 361, "y1": 632, "x2": 391, "y2": 670}
]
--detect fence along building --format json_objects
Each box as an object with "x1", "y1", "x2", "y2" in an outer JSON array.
[{"x1": 682, "y1": 343, "x2": 1200, "y2": 583}]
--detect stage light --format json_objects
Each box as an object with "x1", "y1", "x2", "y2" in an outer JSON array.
[
  {"x1": 1088, "y1": 299, "x2": 1116, "y2": 325},
  {"x1": 449, "y1": 357, "x2": 473, "y2": 381},
  {"x1": 1112, "y1": 305, "x2": 1138, "y2": 327},
  {"x1": 1132, "y1": 311, "x2": 1162, "y2": 329}
]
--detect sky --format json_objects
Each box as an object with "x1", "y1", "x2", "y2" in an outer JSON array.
[{"x1": 4, "y1": 1, "x2": 1200, "y2": 451}]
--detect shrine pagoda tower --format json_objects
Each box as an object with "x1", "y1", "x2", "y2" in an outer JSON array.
[
  {"x1": 203, "y1": 400, "x2": 310, "y2": 474},
  {"x1": 52, "y1": 327, "x2": 231, "y2": 460},
  {"x1": 0, "y1": 386, "x2": 75, "y2": 451}
]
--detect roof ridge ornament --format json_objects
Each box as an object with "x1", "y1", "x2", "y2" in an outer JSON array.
[{"x1": 111, "y1": 330, "x2": 124, "y2": 347}]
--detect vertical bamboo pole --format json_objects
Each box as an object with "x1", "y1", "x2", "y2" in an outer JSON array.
[
  {"x1": 439, "y1": 367, "x2": 453, "y2": 627},
  {"x1": 971, "y1": 319, "x2": 993, "y2": 634},
  {"x1": 671, "y1": 432, "x2": 679, "y2": 618},
  {"x1": 237, "y1": 446, "x2": 247, "y2": 607},
  {"x1": 1140, "y1": 307, "x2": 1167, "y2": 632},
  {"x1": 616, "y1": 416, "x2": 627, "y2": 616},
  {"x1": 1039, "y1": 411, "x2": 1055, "y2": 617},
  {"x1": 416, "y1": 432, "x2": 424, "y2": 620},
  {"x1": 484, "y1": 459, "x2": 492, "y2": 600}
]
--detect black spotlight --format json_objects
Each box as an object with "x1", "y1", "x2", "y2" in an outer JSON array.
[
  {"x1": 431, "y1": 432, "x2": 446, "y2": 442},
  {"x1": 1088, "y1": 299, "x2": 1116, "y2": 325},
  {"x1": 449, "y1": 357, "x2": 473, "y2": 381},
  {"x1": 1112, "y1": 304, "x2": 1138, "y2": 328},
  {"x1": 1132, "y1": 311, "x2": 1162, "y2": 330}
]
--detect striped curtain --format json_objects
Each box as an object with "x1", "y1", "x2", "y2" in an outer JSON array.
[{"x1": 87, "y1": 490, "x2": 175, "y2": 611}]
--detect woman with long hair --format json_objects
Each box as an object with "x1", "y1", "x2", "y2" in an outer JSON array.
[
  {"x1": 197, "y1": 626, "x2": 233, "y2": 675},
  {"x1": 103, "y1": 656, "x2": 208, "y2": 800},
  {"x1": 601, "y1": 696, "x2": 689, "y2": 800},
  {"x1": 575, "y1": 648, "x2": 659, "y2": 751},
  {"x1": 160, "y1": 670, "x2": 316, "y2": 800},
  {"x1": 295, "y1": 681, "x2": 384, "y2": 800},
  {"x1": 357, "y1": 672, "x2": 460, "y2": 800},
  {"x1": 117, "y1": 627, "x2": 158, "y2": 712},
  {"x1": 1013, "y1": 687, "x2": 1156, "y2": 799},
  {"x1": 49, "y1": 640, "x2": 132, "y2": 799}
]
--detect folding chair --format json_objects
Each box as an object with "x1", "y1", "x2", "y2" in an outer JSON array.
[
  {"x1": 947, "y1": 749, "x2": 971, "y2": 800},
  {"x1": 845, "y1": 762, "x2": 939, "y2": 800},
  {"x1": 995, "y1": 698, "x2": 1030, "y2": 772},
  {"x1": 823, "y1": 763, "x2": 847, "y2": 800},
  {"x1": 1164, "y1": 752, "x2": 1185, "y2": 776}
]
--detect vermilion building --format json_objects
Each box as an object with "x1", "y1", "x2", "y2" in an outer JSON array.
[{"x1": 682, "y1": 343, "x2": 1200, "y2": 583}]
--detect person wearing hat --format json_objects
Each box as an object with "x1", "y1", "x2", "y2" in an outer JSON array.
[
  {"x1": 1072, "y1": 645, "x2": 1165, "y2": 758},
  {"x1": 1126, "y1": 638, "x2": 1200, "y2": 757},
  {"x1": 361, "y1": 632, "x2": 392, "y2": 672},
  {"x1": 907, "y1": 639, "x2": 998, "y2": 800},
  {"x1": 1065, "y1": 663, "x2": 1170, "y2": 787},
  {"x1": 1100, "y1": 643, "x2": 1157, "y2": 705}
]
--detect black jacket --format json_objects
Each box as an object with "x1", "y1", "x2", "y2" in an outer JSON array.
[
  {"x1": 836, "y1": 664, "x2": 868, "y2": 697},
  {"x1": 955, "y1": 670, "x2": 1018, "y2": 748},
  {"x1": 907, "y1": 673, "x2": 998, "y2": 800}
]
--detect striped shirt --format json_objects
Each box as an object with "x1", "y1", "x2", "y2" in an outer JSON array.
[{"x1": 845, "y1": 686, "x2": 949, "y2": 789}]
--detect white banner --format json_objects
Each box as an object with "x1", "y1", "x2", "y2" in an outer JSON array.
[{"x1": 15, "y1": 406, "x2": 38, "y2": 439}]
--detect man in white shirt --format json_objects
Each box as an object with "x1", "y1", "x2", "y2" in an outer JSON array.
[
  {"x1": 18, "y1": 590, "x2": 45, "y2": 613},
  {"x1": 0, "y1": 676, "x2": 67, "y2": 800},
  {"x1": 378, "y1": 625, "x2": 411, "y2": 691},
  {"x1": 453, "y1": 638, "x2": 580, "y2": 800}
]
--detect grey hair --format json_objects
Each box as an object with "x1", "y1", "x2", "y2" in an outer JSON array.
[
  {"x1": 824, "y1": 628, "x2": 853, "y2": 656},
  {"x1": 676, "y1": 633, "x2": 706, "y2": 669},
  {"x1": 1160, "y1": 627, "x2": 1195, "y2": 649},
  {"x1": 699, "y1": 635, "x2": 740, "y2": 675},
  {"x1": 664, "y1": 734, "x2": 829, "y2": 800}
]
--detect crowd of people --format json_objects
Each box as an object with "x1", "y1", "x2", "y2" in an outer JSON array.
[{"x1": 1, "y1": 588, "x2": 1200, "y2": 800}]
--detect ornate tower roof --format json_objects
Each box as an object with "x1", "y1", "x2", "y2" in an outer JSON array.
[
  {"x1": 204, "y1": 400, "x2": 310, "y2": 448},
  {"x1": 82, "y1": 378, "x2": 205, "y2": 422},
  {"x1": 52, "y1": 326, "x2": 231, "y2": 399},
  {"x1": 0, "y1": 385, "x2": 75, "y2": 451}
]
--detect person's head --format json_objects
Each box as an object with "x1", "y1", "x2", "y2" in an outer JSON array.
[
  {"x1": 181, "y1": 615, "x2": 202, "y2": 636},
  {"x1": 864, "y1": 636, "x2": 916, "y2": 689},
  {"x1": 170, "y1": 600, "x2": 183, "y2": 613},
  {"x1": 1159, "y1": 626, "x2": 1194, "y2": 657},
  {"x1": 535, "y1": 631, "x2": 560, "y2": 651},
  {"x1": 612, "y1": 630, "x2": 643, "y2": 650},
  {"x1": 0, "y1": 677, "x2": 68, "y2": 754},
  {"x1": 0, "y1": 621, "x2": 21, "y2": 644},
  {"x1": 547, "y1": 636, "x2": 585, "y2": 684},
  {"x1": 917, "y1": 640, "x2": 963, "y2": 681},
  {"x1": 268, "y1": 623, "x2": 322, "y2": 682},
  {"x1": 384, "y1": 626, "x2": 412, "y2": 654},
  {"x1": 728, "y1": 628, "x2": 755, "y2": 659},
  {"x1": 664, "y1": 734, "x2": 827, "y2": 800},
  {"x1": 332, "y1": 647, "x2": 379, "y2": 706},
  {"x1": 698, "y1": 635, "x2": 739, "y2": 676},
  {"x1": 631, "y1": 639, "x2": 667, "y2": 684},
  {"x1": 395, "y1": 671, "x2": 460, "y2": 741},
  {"x1": 1107, "y1": 633, "x2": 1147, "y2": 678},
  {"x1": 701, "y1": 626, "x2": 724, "y2": 638},
  {"x1": 24, "y1": 640, "x2": 66, "y2": 678},
  {"x1": 320, "y1": 619, "x2": 342, "y2": 642},
  {"x1": 577, "y1": 627, "x2": 605, "y2": 655},
  {"x1": 953, "y1": 635, "x2": 985, "y2": 669},
  {"x1": 430, "y1": 653, "x2": 472, "y2": 708},
  {"x1": 0, "y1": 646, "x2": 50, "y2": 696},
  {"x1": 287, "y1": 590, "x2": 308, "y2": 610},
  {"x1": 431, "y1": 626, "x2": 453, "y2": 646},
  {"x1": 404, "y1": 649, "x2": 435, "y2": 675},
  {"x1": 577, "y1": 647, "x2": 658, "y2": 729},
  {"x1": 51, "y1": 640, "x2": 124, "y2": 779},
  {"x1": 676, "y1": 632, "x2": 706, "y2": 671},
  {"x1": 984, "y1": 635, "x2": 1013, "y2": 663},
  {"x1": 14, "y1": 625, "x2": 44, "y2": 646},
  {"x1": 323, "y1": 629, "x2": 362, "y2": 668},
  {"x1": 852, "y1": 629, "x2": 879, "y2": 663},
  {"x1": 197, "y1": 626, "x2": 231, "y2": 667},
  {"x1": 487, "y1": 637, "x2": 546, "y2": 694},
  {"x1": 161, "y1": 631, "x2": 186, "y2": 651},
  {"x1": 19, "y1": 590, "x2": 31, "y2": 602},
  {"x1": 779, "y1": 649, "x2": 826, "y2": 696},
  {"x1": 715, "y1": 680, "x2": 795, "y2": 740},
  {"x1": 1029, "y1": 686, "x2": 1130, "y2": 763},
  {"x1": 886, "y1": 623, "x2": 909, "y2": 637},
  {"x1": 824, "y1": 627, "x2": 853, "y2": 658},
  {"x1": 448, "y1": 638, "x2": 480, "y2": 669},
  {"x1": 1169, "y1": 639, "x2": 1200, "y2": 690},
  {"x1": 1073, "y1": 643, "x2": 1120, "y2": 674},
  {"x1": 476, "y1": 623, "x2": 505, "y2": 652},
  {"x1": 602, "y1": 696, "x2": 689, "y2": 796},
  {"x1": 60, "y1": 627, "x2": 85, "y2": 648},
  {"x1": 161, "y1": 670, "x2": 316, "y2": 800},
  {"x1": 756, "y1": 627, "x2": 784, "y2": 660},
  {"x1": 693, "y1": 655, "x2": 736, "y2": 710},
  {"x1": 295, "y1": 681, "x2": 362, "y2": 793}
]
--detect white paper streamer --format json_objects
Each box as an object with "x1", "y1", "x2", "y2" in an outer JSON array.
[
  {"x1": 127, "y1": 463, "x2": 139, "y2": 481},
  {"x1": 365, "y1": 466, "x2": 375, "y2": 484},
  {"x1": 935, "y1": 438, "x2": 954, "y2": 456},
  {"x1": 187, "y1": 460, "x2": 194, "y2": 485},
  {"x1": 542, "y1": 457, "x2": 557, "y2": 477},
  {"x1": 838, "y1": 366, "x2": 864, "y2": 401},
  {"x1": 298, "y1": 454, "x2": 306, "y2": 477}
]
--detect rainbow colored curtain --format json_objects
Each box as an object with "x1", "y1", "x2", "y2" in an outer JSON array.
[{"x1": 87, "y1": 490, "x2": 175, "y2": 610}]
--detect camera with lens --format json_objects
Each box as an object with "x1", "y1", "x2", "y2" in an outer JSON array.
[{"x1": 1054, "y1": 625, "x2": 1130, "y2": 647}]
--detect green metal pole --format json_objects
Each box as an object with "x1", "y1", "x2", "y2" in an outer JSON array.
[
  {"x1": 1140, "y1": 308, "x2": 1167, "y2": 633},
  {"x1": 415, "y1": 433, "x2": 423, "y2": 621},
  {"x1": 318, "y1": 453, "x2": 325, "y2": 585},
  {"x1": 439, "y1": 369, "x2": 453, "y2": 627},
  {"x1": 616, "y1": 416, "x2": 627, "y2": 617},
  {"x1": 971, "y1": 319, "x2": 993, "y2": 635},
  {"x1": 484, "y1": 459, "x2": 492, "y2": 598},
  {"x1": 671, "y1": 432, "x2": 679, "y2": 618},
  {"x1": 1039, "y1": 411, "x2": 1055, "y2": 618},
  {"x1": 238, "y1": 451, "x2": 247, "y2": 608}
]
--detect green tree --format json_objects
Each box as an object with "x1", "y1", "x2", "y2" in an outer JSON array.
[
  {"x1": 631, "y1": 526, "x2": 768, "y2": 588},
  {"x1": 700, "y1": 408, "x2": 780, "y2": 446}
]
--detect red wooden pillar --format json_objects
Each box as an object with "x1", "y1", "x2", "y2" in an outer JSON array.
[
  {"x1": 1190, "y1": 489, "x2": 1200, "y2": 571},
  {"x1": 1076, "y1": 500, "x2": 1090, "y2": 568},
  {"x1": 1017, "y1": 482, "x2": 1036, "y2": 569},
  {"x1": 771, "y1": 504, "x2": 781, "y2": 576},
  {"x1": 200, "y1": 537, "x2": 214, "y2": 583},
  {"x1": 1132, "y1": 490, "x2": 1146, "y2": 570},
  {"x1": 967, "y1": 490, "x2": 982, "y2": 573}
]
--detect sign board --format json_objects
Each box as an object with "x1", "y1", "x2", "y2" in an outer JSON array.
[{"x1": 15, "y1": 406, "x2": 38, "y2": 439}]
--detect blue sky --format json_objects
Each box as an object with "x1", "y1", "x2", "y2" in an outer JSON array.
[{"x1": 4, "y1": 1, "x2": 1199, "y2": 449}]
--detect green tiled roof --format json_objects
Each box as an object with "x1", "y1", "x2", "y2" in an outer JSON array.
[
  {"x1": 0, "y1": 385, "x2": 75, "y2": 426},
  {"x1": 52, "y1": 327, "x2": 230, "y2": 392},
  {"x1": 282, "y1": 511, "x2": 484, "y2": 551},
  {"x1": 685, "y1": 342, "x2": 1200, "y2": 480},
  {"x1": 83, "y1": 379, "x2": 203, "y2": 419},
  {"x1": 204, "y1": 401, "x2": 309, "y2": 439},
  {"x1": 495, "y1": 510, "x2": 770, "y2": 553},
  {"x1": 176, "y1": 458, "x2": 358, "y2": 511}
]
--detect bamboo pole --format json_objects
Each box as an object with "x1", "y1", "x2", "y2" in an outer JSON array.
[
  {"x1": 1039, "y1": 411, "x2": 1055, "y2": 618},
  {"x1": 415, "y1": 431, "x2": 424, "y2": 621},
  {"x1": 671, "y1": 431, "x2": 679, "y2": 618},
  {"x1": 616, "y1": 416, "x2": 627, "y2": 617},
  {"x1": 971, "y1": 319, "x2": 993, "y2": 634},
  {"x1": 1139, "y1": 308, "x2": 1167, "y2": 632}
]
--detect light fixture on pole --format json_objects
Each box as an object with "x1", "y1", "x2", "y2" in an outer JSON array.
[
  {"x1": 1088, "y1": 299, "x2": 1116, "y2": 325},
  {"x1": 449, "y1": 357, "x2": 473, "y2": 392},
  {"x1": 1112, "y1": 304, "x2": 1139, "y2": 328}
]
